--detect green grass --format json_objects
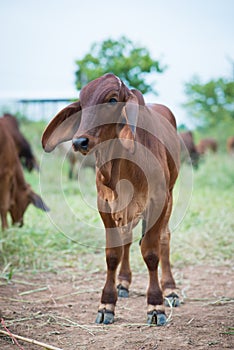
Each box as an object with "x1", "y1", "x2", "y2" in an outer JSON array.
[
  {"x1": 170, "y1": 154, "x2": 234, "y2": 266},
  {"x1": 0, "y1": 121, "x2": 234, "y2": 277}
]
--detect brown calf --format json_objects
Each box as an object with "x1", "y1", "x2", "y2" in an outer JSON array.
[
  {"x1": 42, "y1": 73, "x2": 180, "y2": 325},
  {"x1": 196, "y1": 137, "x2": 218, "y2": 155},
  {"x1": 1, "y1": 113, "x2": 39, "y2": 172},
  {"x1": 0, "y1": 119, "x2": 49, "y2": 230}
]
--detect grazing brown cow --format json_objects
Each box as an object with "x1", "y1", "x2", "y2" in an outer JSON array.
[
  {"x1": 196, "y1": 137, "x2": 218, "y2": 155},
  {"x1": 0, "y1": 119, "x2": 49, "y2": 230},
  {"x1": 42, "y1": 73, "x2": 180, "y2": 325},
  {"x1": 226, "y1": 136, "x2": 234, "y2": 155},
  {"x1": 1, "y1": 113, "x2": 39, "y2": 172},
  {"x1": 179, "y1": 131, "x2": 199, "y2": 168}
]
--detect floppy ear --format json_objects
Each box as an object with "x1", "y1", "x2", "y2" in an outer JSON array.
[
  {"x1": 42, "y1": 101, "x2": 81, "y2": 152},
  {"x1": 118, "y1": 92, "x2": 139, "y2": 153}
]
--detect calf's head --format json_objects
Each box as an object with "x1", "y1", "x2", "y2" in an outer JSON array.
[{"x1": 42, "y1": 74, "x2": 142, "y2": 154}]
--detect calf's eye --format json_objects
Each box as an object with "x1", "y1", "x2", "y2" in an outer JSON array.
[{"x1": 108, "y1": 98, "x2": 118, "y2": 104}]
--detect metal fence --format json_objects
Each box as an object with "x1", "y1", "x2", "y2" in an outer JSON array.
[{"x1": 0, "y1": 98, "x2": 75, "y2": 121}]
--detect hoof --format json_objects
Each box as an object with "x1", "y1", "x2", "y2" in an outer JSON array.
[
  {"x1": 164, "y1": 292, "x2": 180, "y2": 307},
  {"x1": 117, "y1": 284, "x2": 129, "y2": 298},
  {"x1": 147, "y1": 311, "x2": 167, "y2": 326},
  {"x1": 95, "y1": 309, "x2": 114, "y2": 324}
]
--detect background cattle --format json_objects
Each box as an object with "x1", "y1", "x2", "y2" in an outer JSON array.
[
  {"x1": 0, "y1": 119, "x2": 49, "y2": 230},
  {"x1": 196, "y1": 137, "x2": 218, "y2": 155},
  {"x1": 1, "y1": 113, "x2": 39, "y2": 172},
  {"x1": 226, "y1": 136, "x2": 234, "y2": 155},
  {"x1": 57, "y1": 141, "x2": 95, "y2": 179},
  {"x1": 179, "y1": 131, "x2": 200, "y2": 168}
]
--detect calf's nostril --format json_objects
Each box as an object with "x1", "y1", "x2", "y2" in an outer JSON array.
[
  {"x1": 79, "y1": 138, "x2": 89, "y2": 150},
  {"x1": 72, "y1": 137, "x2": 89, "y2": 152}
]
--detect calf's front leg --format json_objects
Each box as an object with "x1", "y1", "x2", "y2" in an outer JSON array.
[
  {"x1": 96, "y1": 212, "x2": 123, "y2": 324},
  {"x1": 141, "y1": 222, "x2": 167, "y2": 326}
]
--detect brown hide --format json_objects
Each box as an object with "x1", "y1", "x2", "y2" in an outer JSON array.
[
  {"x1": 1, "y1": 113, "x2": 39, "y2": 171},
  {"x1": 196, "y1": 137, "x2": 218, "y2": 155},
  {"x1": 0, "y1": 119, "x2": 49, "y2": 230},
  {"x1": 42, "y1": 73, "x2": 180, "y2": 325}
]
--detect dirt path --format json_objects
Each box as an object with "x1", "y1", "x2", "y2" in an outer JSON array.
[{"x1": 0, "y1": 265, "x2": 233, "y2": 349}]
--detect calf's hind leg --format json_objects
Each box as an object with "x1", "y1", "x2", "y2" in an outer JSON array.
[
  {"x1": 160, "y1": 195, "x2": 179, "y2": 307},
  {"x1": 160, "y1": 226, "x2": 179, "y2": 307},
  {"x1": 117, "y1": 241, "x2": 132, "y2": 298}
]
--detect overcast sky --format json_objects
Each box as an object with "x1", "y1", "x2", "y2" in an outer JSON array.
[{"x1": 0, "y1": 0, "x2": 234, "y2": 125}]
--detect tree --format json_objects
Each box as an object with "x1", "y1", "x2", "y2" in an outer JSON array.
[
  {"x1": 183, "y1": 76, "x2": 234, "y2": 127},
  {"x1": 75, "y1": 36, "x2": 166, "y2": 95}
]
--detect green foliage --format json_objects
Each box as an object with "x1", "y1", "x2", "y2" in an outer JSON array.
[
  {"x1": 183, "y1": 76, "x2": 234, "y2": 127},
  {"x1": 75, "y1": 36, "x2": 166, "y2": 95},
  {"x1": 177, "y1": 123, "x2": 188, "y2": 132}
]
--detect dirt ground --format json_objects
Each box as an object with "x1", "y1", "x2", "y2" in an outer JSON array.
[{"x1": 0, "y1": 265, "x2": 233, "y2": 350}]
